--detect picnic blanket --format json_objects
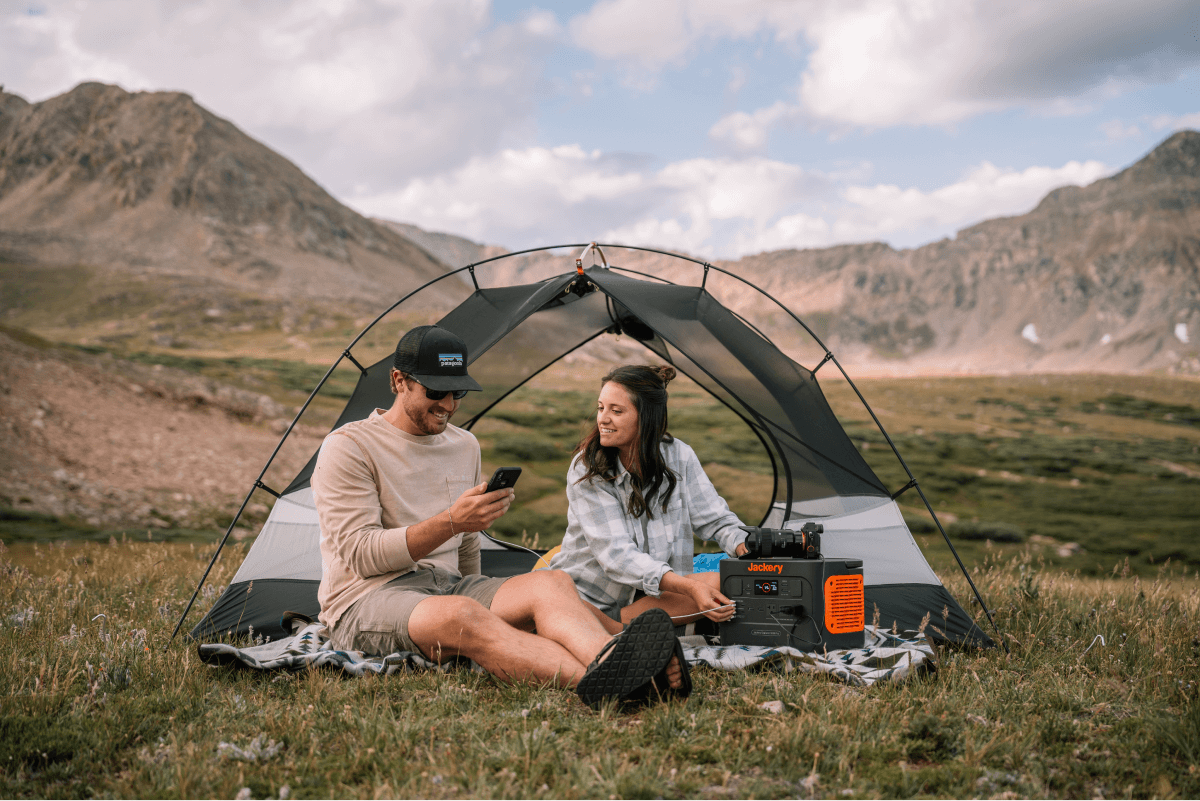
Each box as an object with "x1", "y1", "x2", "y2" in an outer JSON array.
[{"x1": 198, "y1": 622, "x2": 935, "y2": 687}]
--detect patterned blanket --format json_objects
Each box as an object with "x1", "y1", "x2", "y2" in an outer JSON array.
[{"x1": 198, "y1": 623, "x2": 936, "y2": 687}]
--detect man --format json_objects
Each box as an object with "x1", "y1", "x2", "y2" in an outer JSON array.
[{"x1": 313, "y1": 324, "x2": 687, "y2": 706}]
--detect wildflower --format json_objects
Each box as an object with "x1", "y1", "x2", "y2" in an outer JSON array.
[
  {"x1": 7, "y1": 607, "x2": 37, "y2": 627},
  {"x1": 218, "y1": 735, "x2": 283, "y2": 763}
]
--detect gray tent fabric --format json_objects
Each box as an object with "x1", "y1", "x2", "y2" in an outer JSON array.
[{"x1": 190, "y1": 262, "x2": 993, "y2": 647}]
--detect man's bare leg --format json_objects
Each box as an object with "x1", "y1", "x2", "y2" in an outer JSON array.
[
  {"x1": 488, "y1": 570, "x2": 615, "y2": 666},
  {"x1": 490, "y1": 570, "x2": 684, "y2": 690},
  {"x1": 407, "y1": 594, "x2": 589, "y2": 687},
  {"x1": 584, "y1": 601, "x2": 625, "y2": 636}
]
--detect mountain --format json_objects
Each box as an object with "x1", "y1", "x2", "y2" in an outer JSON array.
[
  {"x1": 1, "y1": 82, "x2": 1197, "y2": 375},
  {"x1": 375, "y1": 220, "x2": 507, "y2": 272},
  {"x1": 0, "y1": 82, "x2": 457, "y2": 351},
  {"x1": 718, "y1": 130, "x2": 1200, "y2": 375},
  {"x1": 369, "y1": 133, "x2": 1200, "y2": 376}
]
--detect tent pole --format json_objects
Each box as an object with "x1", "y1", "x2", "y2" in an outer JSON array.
[
  {"x1": 912, "y1": 479, "x2": 1007, "y2": 651},
  {"x1": 167, "y1": 351, "x2": 352, "y2": 647},
  {"x1": 631, "y1": 338, "x2": 785, "y2": 527},
  {"x1": 166, "y1": 484, "x2": 261, "y2": 648},
  {"x1": 690, "y1": 388, "x2": 783, "y2": 527}
]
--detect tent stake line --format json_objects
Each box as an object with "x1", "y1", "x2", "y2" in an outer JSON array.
[{"x1": 171, "y1": 242, "x2": 1002, "y2": 649}]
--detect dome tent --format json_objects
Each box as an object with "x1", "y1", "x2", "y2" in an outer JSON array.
[{"x1": 173, "y1": 244, "x2": 998, "y2": 648}]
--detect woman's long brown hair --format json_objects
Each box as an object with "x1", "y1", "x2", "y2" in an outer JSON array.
[{"x1": 575, "y1": 364, "x2": 678, "y2": 518}]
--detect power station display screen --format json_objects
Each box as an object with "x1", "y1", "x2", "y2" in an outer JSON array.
[{"x1": 753, "y1": 580, "x2": 779, "y2": 596}]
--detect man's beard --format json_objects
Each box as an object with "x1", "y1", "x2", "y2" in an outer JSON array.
[{"x1": 403, "y1": 395, "x2": 451, "y2": 435}]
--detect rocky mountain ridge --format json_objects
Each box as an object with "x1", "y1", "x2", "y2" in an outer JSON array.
[
  {"x1": 411, "y1": 133, "x2": 1200, "y2": 376},
  {"x1": 1, "y1": 82, "x2": 1197, "y2": 375},
  {"x1": 0, "y1": 82, "x2": 456, "y2": 316}
]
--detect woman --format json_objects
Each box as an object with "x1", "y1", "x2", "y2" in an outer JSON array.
[{"x1": 549, "y1": 364, "x2": 749, "y2": 629}]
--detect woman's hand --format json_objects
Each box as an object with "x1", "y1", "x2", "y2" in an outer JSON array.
[{"x1": 683, "y1": 575, "x2": 735, "y2": 623}]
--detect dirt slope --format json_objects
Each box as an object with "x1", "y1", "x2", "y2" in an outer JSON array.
[{"x1": 0, "y1": 329, "x2": 321, "y2": 531}]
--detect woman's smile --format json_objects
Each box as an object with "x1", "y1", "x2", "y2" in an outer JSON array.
[{"x1": 596, "y1": 382, "x2": 638, "y2": 461}]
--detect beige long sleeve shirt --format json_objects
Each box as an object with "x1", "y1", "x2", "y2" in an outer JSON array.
[{"x1": 313, "y1": 409, "x2": 482, "y2": 628}]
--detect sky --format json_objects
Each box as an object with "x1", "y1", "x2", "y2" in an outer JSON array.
[{"x1": 3, "y1": 0, "x2": 1199, "y2": 259}]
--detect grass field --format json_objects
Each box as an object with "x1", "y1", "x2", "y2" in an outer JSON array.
[
  {"x1": 2, "y1": 347, "x2": 1199, "y2": 797},
  {"x1": 2, "y1": 347, "x2": 1198, "y2": 580},
  {"x1": 2, "y1": 539, "x2": 1199, "y2": 799},
  {"x1": 468, "y1": 371, "x2": 1200, "y2": 581}
]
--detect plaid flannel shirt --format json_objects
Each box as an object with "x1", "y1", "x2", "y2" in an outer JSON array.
[{"x1": 549, "y1": 438, "x2": 745, "y2": 615}]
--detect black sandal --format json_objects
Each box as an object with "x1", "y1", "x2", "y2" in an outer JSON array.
[
  {"x1": 576, "y1": 608, "x2": 676, "y2": 709},
  {"x1": 627, "y1": 635, "x2": 692, "y2": 706}
]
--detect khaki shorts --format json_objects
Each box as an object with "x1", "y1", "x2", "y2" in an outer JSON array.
[{"x1": 329, "y1": 567, "x2": 509, "y2": 658}]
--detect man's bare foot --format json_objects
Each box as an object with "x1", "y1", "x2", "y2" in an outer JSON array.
[{"x1": 664, "y1": 654, "x2": 684, "y2": 689}]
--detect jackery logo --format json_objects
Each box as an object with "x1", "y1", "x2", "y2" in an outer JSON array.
[
  {"x1": 438, "y1": 353, "x2": 463, "y2": 369},
  {"x1": 747, "y1": 562, "x2": 782, "y2": 574}
]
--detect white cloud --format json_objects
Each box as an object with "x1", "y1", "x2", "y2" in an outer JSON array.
[
  {"x1": 568, "y1": 0, "x2": 808, "y2": 70},
  {"x1": 798, "y1": 0, "x2": 1200, "y2": 127},
  {"x1": 353, "y1": 147, "x2": 831, "y2": 255},
  {"x1": 355, "y1": 144, "x2": 1110, "y2": 258},
  {"x1": 578, "y1": 0, "x2": 1200, "y2": 134},
  {"x1": 1022, "y1": 324, "x2": 1040, "y2": 344},
  {"x1": 0, "y1": 0, "x2": 558, "y2": 196},
  {"x1": 836, "y1": 159, "x2": 1113, "y2": 247},
  {"x1": 1100, "y1": 119, "x2": 1143, "y2": 141},
  {"x1": 709, "y1": 101, "x2": 802, "y2": 152},
  {"x1": 1151, "y1": 111, "x2": 1200, "y2": 131}
]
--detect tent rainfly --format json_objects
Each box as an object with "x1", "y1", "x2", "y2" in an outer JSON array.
[{"x1": 174, "y1": 244, "x2": 999, "y2": 648}]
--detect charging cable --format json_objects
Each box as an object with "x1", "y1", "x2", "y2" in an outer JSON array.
[
  {"x1": 670, "y1": 603, "x2": 734, "y2": 621},
  {"x1": 769, "y1": 609, "x2": 822, "y2": 649}
]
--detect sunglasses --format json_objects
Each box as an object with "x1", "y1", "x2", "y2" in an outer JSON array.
[{"x1": 412, "y1": 378, "x2": 469, "y2": 401}]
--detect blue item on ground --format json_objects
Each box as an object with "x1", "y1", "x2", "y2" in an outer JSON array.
[{"x1": 693, "y1": 553, "x2": 730, "y2": 573}]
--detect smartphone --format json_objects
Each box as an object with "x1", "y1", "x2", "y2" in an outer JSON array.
[{"x1": 485, "y1": 466, "x2": 522, "y2": 493}]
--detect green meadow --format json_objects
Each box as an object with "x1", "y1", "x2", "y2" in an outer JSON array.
[
  {"x1": 469, "y1": 371, "x2": 1200, "y2": 583},
  {"x1": 2, "y1": 345, "x2": 1199, "y2": 798},
  {"x1": 2, "y1": 538, "x2": 1198, "y2": 798}
]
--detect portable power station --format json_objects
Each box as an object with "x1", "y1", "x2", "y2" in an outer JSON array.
[{"x1": 717, "y1": 556, "x2": 866, "y2": 650}]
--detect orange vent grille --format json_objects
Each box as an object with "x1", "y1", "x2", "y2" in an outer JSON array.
[{"x1": 824, "y1": 574, "x2": 865, "y2": 634}]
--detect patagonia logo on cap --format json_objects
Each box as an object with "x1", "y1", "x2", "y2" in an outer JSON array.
[{"x1": 438, "y1": 353, "x2": 464, "y2": 368}]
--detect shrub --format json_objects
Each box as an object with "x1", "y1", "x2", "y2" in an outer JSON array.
[
  {"x1": 492, "y1": 434, "x2": 560, "y2": 462},
  {"x1": 947, "y1": 520, "x2": 1025, "y2": 543}
]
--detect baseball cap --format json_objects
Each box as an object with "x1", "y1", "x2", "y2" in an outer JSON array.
[{"x1": 393, "y1": 325, "x2": 483, "y2": 393}]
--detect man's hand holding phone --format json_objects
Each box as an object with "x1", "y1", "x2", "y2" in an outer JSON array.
[{"x1": 449, "y1": 467, "x2": 521, "y2": 533}]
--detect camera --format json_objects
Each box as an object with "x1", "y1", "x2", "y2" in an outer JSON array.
[{"x1": 739, "y1": 522, "x2": 823, "y2": 559}]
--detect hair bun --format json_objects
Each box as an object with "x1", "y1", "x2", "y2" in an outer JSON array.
[{"x1": 653, "y1": 365, "x2": 676, "y2": 385}]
